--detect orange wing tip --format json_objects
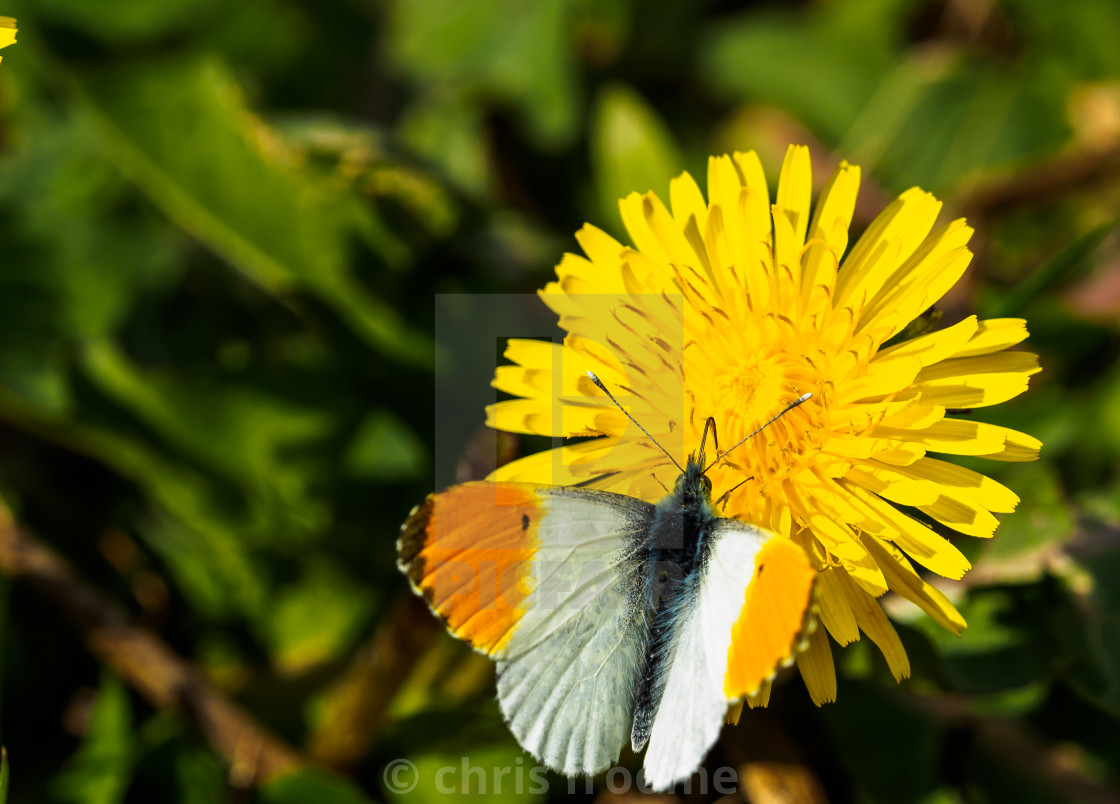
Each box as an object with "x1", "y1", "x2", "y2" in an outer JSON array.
[
  {"x1": 396, "y1": 483, "x2": 542, "y2": 656},
  {"x1": 724, "y1": 538, "x2": 817, "y2": 700},
  {"x1": 397, "y1": 494, "x2": 436, "y2": 592}
]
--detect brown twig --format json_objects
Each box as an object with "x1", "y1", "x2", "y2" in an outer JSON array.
[
  {"x1": 307, "y1": 592, "x2": 441, "y2": 769},
  {"x1": 960, "y1": 140, "x2": 1120, "y2": 220},
  {"x1": 306, "y1": 426, "x2": 517, "y2": 769},
  {"x1": 0, "y1": 511, "x2": 306, "y2": 786}
]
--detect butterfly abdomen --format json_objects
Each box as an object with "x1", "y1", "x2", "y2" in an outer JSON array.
[{"x1": 630, "y1": 485, "x2": 718, "y2": 751}]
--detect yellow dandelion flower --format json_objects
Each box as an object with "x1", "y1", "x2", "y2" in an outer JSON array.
[
  {"x1": 486, "y1": 145, "x2": 1042, "y2": 705},
  {"x1": 0, "y1": 18, "x2": 15, "y2": 64}
]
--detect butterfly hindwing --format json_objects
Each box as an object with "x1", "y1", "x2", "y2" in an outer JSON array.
[
  {"x1": 399, "y1": 481, "x2": 653, "y2": 776},
  {"x1": 640, "y1": 523, "x2": 815, "y2": 790}
]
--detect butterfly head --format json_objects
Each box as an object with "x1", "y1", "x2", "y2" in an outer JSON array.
[{"x1": 672, "y1": 452, "x2": 714, "y2": 506}]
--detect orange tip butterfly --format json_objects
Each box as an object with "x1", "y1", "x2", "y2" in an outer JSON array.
[{"x1": 398, "y1": 372, "x2": 817, "y2": 791}]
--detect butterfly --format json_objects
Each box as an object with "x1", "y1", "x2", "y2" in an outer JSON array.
[{"x1": 397, "y1": 372, "x2": 817, "y2": 791}]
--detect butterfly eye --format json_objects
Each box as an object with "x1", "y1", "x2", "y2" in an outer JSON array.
[{"x1": 701, "y1": 475, "x2": 713, "y2": 494}]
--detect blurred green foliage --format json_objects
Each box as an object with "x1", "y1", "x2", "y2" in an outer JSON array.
[{"x1": 0, "y1": 0, "x2": 1118, "y2": 802}]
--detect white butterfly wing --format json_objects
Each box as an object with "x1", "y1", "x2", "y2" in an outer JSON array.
[
  {"x1": 399, "y1": 482, "x2": 652, "y2": 777},
  {"x1": 641, "y1": 521, "x2": 815, "y2": 791}
]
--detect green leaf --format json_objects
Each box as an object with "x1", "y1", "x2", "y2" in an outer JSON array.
[
  {"x1": 36, "y1": 0, "x2": 222, "y2": 41},
  {"x1": 261, "y1": 559, "x2": 375, "y2": 675},
  {"x1": 1053, "y1": 536, "x2": 1120, "y2": 717},
  {"x1": 974, "y1": 464, "x2": 1077, "y2": 582},
  {"x1": 80, "y1": 340, "x2": 334, "y2": 534},
  {"x1": 911, "y1": 589, "x2": 1049, "y2": 695},
  {"x1": 873, "y1": 63, "x2": 1068, "y2": 192},
  {"x1": 170, "y1": 745, "x2": 229, "y2": 804},
  {"x1": 702, "y1": 3, "x2": 1069, "y2": 192},
  {"x1": 822, "y1": 682, "x2": 944, "y2": 804},
  {"x1": 398, "y1": 93, "x2": 493, "y2": 199},
  {"x1": 591, "y1": 83, "x2": 683, "y2": 233},
  {"x1": 260, "y1": 769, "x2": 376, "y2": 804},
  {"x1": 50, "y1": 675, "x2": 135, "y2": 804},
  {"x1": 343, "y1": 409, "x2": 427, "y2": 481},
  {"x1": 1004, "y1": 0, "x2": 1120, "y2": 80},
  {"x1": 383, "y1": 712, "x2": 546, "y2": 804},
  {"x1": 0, "y1": 106, "x2": 180, "y2": 414},
  {"x1": 986, "y1": 222, "x2": 1115, "y2": 318},
  {"x1": 0, "y1": 108, "x2": 181, "y2": 342},
  {"x1": 75, "y1": 56, "x2": 432, "y2": 366},
  {"x1": 700, "y1": 2, "x2": 903, "y2": 144},
  {"x1": 386, "y1": 0, "x2": 580, "y2": 147}
]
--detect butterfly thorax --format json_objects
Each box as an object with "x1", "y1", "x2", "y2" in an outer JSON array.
[{"x1": 651, "y1": 455, "x2": 717, "y2": 567}]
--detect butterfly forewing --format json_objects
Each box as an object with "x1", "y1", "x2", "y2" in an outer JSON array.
[{"x1": 399, "y1": 482, "x2": 654, "y2": 776}]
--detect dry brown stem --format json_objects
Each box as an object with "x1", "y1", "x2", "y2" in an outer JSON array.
[{"x1": 0, "y1": 514, "x2": 306, "y2": 787}]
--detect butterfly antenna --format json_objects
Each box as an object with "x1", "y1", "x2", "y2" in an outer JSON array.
[
  {"x1": 704, "y1": 392, "x2": 813, "y2": 473},
  {"x1": 586, "y1": 371, "x2": 685, "y2": 474}
]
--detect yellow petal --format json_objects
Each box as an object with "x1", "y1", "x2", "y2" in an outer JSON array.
[
  {"x1": 746, "y1": 679, "x2": 772, "y2": 709},
  {"x1": 485, "y1": 398, "x2": 626, "y2": 437},
  {"x1": 575, "y1": 223, "x2": 627, "y2": 271},
  {"x1": 869, "y1": 456, "x2": 1019, "y2": 513},
  {"x1": 914, "y1": 351, "x2": 1041, "y2": 408},
  {"x1": 493, "y1": 339, "x2": 628, "y2": 399},
  {"x1": 643, "y1": 191, "x2": 698, "y2": 266},
  {"x1": 916, "y1": 377, "x2": 1034, "y2": 409},
  {"x1": 817, "y1": 567, "x2": 859, "y2": 645},
  {"x1": 953, "y1": 318, "x2": 1029, "y2": 358},
  {"x1": 845, "y1": 465, "x2": 942, "y2": 507},
  {"x1": 554, "y1": 252, "x2": 605, "y2": 289},
  {"x1": 917, "y1": 351, "x2": 1041, "y2": 383},
  {"x1": 836, "y1": 570, "x2": 911, "y2": 681},
  {"x1": 844, "y1": 549, "x2": 889, "y2": 597},
  {"x1": 976, "y1": 426, "x2": 1042, "y2": 462},
  {"x1": 774, "y1": 144, "x2": 812, "y2": 257},
  {"x1": 771, "y1": 210, "x2": 802, "y2": 309},
  {"x1": 839, "y1": 355, "x2": 924, "y2": 404},
  {"x1": 796, "y1": 623, "x2": 837, "y2": 706},
  {"x1": 842, "y1": 482, "x2": 972, "y2": 579},
  {"x1": 802, "y1": 161, "x2": 860, "y2": 301},
  {"x1": 619, "y1": 192, "x2": 664, "y2": 261},
  {"x1": 486, "y1": 440, "x2": 617, "y2": 484},
  {"x1": 873, "y1": 418, "x2": 1009, "y2": 456},
  {"x1": 836, "y1": 187, "x2": 943, "y2": 308},
  {"x1": 670, "y1": 170, "x2": 708, "y2": 234},
  {"x1": 877, "y1": 315, "x2": 978, "y2": 366},
  {"x1": 862, "y1": 535, "x2": 966, "y2": 636},
  {"x1": 732, "y1": 150, "x2": 771, "y2": 213},
  {"x1": 876, "y1": 402, "x2": 945, "y2": 430},
  {"x1": 823, "y1": 436, "x2": 925, "y2": 465},
  {"x1": 918, "y1": 494, "x2": 1000, "y2": 538},
  {"x1": 707, "y1": 155, "x2": 745, "y2": 228},
  {"x1": 863, "y1": 240, "x2": 974, "y2": 338},
  {"x1": 0, "y1": 17, "x2": 15, "y2": 52}
]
